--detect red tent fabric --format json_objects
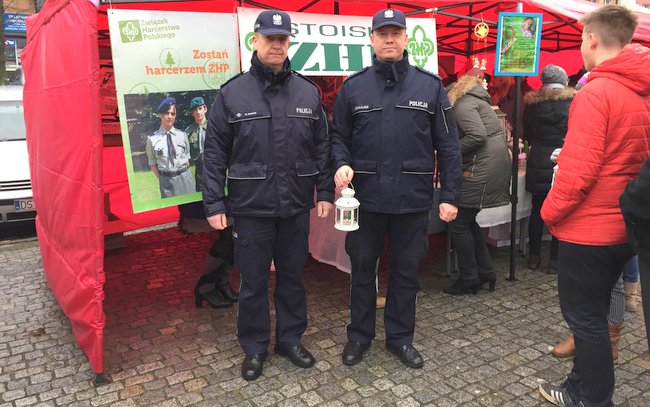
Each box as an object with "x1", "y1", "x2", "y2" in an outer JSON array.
[
  {"x1": 23, "y1": 0, "x2": 650, "y2": 376},
  {"x1": 22, "y1": 0, "x2": 106, "y2": 373}
]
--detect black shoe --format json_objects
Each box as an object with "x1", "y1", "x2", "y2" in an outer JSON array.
[
  {"x1": 547, "y1": 258, "x2": 558, "y2": 274},
  {"x1": 241, "y1": 352, "x2": 268, "y2": 381},
  {"x1": 274, "y1": 344, "x2": 315, "y2": 368},
  {"x1": 215, "y1": 282, "x2": 239, "y2": 302},
  {"x1": 342, "y1": 341, "x2": 371, "y2": 365},
  {"x1": 478, "y1": 272, "x2": 496, "y2": 291},
  {"x1": 527, "y1": 254, "x2": 540, "y2": 270},
  {"x1": 386, "y1": 343, "x2": 423, "y2": 368},
  {"x1": 194, "y1": 285, "x2": 232, "y2": 309},
  {"x1": 442, "y1": 278, "x2": 480, "y2": 296}
]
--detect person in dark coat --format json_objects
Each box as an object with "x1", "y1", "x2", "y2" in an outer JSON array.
[
  {"x1": 331, "y1": 9, "x2": 462, "y2": 368},
  {"x1": 620, "y1": 155, "x2": 650, "y2": 352},
  {"x1": 522, "y1": 64, "x2": 576, "y2": 271},
  {"x1": 202, "y1": 10, "x2": 334, "y2": 381},
  {"x1": 443, "y1": 70, "x2": 511, "y2": 295}
]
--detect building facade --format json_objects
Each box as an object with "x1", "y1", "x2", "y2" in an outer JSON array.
[{"x1": 4, "y1": 0, "x2": 41, "y2": 75}]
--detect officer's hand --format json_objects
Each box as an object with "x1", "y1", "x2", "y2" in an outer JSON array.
[
  {"x1": 439, "y1": 203, "x2": 458, "y2": 223},
  {"x1": 334, "y1": 165, "x2": 354, "y2": 188},
  {"x1": 207, "y1": 213, "x2": 228, "y2": 230},
  {"x1": 317, "y1": 201, "x2": 333, "y2": 218}
]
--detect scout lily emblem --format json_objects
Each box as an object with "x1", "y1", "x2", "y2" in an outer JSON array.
[
  {"x1": 384, "y1": 10, "x2": 394, "y2": 19},
  {"x1": 273, "y1": 14, "x2": 283, "y2": 25},
  {"x1": 118, "y1": 20, "x2": 142, "y2": 43},
  {"x1": 407, "y1": 25, "x2": 435, "y2": 69}
]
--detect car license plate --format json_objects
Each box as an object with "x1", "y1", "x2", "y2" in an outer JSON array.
[{"x1": 14, "y1": 198, "x2": 34, "y2": 212}]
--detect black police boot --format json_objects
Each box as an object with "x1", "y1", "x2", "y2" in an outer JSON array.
[
  {"x1": 386, "y1": 343, "x2": 424, "y2": 369},
  {"x1": 342, "y1": 341, "x2": 371, "y2": 365},
  {"x1": 274, "y1": 344, "x2": 315, "y2": 368},
  {"x1": 242, "y1": 352, "x2": 268, "y2": 381}
]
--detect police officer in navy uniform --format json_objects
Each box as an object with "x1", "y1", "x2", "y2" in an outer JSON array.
[
  {"x1": 202, "y1": 10, "x2": 334, "y2": 381},
  {"x1": 146, "y1": 97, "x2": 196, "y2": 198},
  {"x1": 185, "y1": 96, "x2": 208, "y2": 192},
  {"x1": 331, "y1": 9, "x2": 462, "y2": 368}
]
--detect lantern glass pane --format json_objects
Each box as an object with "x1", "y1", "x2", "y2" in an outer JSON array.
[{"x1": 343, "y1": 209, "x2": 353, "y2": 225}]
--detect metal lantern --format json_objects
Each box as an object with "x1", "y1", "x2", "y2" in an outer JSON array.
[{"x1": 334, "y1": 187, "x2": 360, "y2": 231}]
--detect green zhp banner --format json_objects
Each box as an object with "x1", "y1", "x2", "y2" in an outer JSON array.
[{"x1": 238, "y1": 8, "x2": 438, "y2": 75}]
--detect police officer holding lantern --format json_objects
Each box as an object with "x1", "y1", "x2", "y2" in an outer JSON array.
[
  {"x1": 331, "y1": 9, "x2": 462, "y2": 368},
  {"x1": 146, "y1": 97, "x2": 196, "y2": 198},
  {"x1": 202, "y1": 10, "x2": 334, "y2": 381}
]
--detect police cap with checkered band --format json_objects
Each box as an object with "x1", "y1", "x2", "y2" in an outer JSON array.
[
  {"x1": 254, "y1": 10, "x2": 294, "y2": 37},
  {"x1": 372, "y1": 9, "x2": 407, "y2": 31}
]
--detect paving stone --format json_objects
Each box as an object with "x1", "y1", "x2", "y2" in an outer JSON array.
[
  {"x1": 2, "y1": 230, "x2": 648, "y2": 407},
  {"x1": 14, "y1": 396, "x2": 38, "y2": 407},
  {"x1": 2, "y1": 388, "x2": 26, "y2": 402},
  {"x1": 89, "y1": 391, "x2": 119, "y2": 406}
]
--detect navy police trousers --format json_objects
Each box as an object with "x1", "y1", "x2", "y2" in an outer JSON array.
[
  {"x1": 232, "y1": 212, "x2": 310, "y2": 355},
  {"x1": 345, "y1": 211, "x2": 429, "y2": 347}
]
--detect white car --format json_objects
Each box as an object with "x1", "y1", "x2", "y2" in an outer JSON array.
[{"x1": 0, "y1": 85, "x2": 35, "y2": 224}]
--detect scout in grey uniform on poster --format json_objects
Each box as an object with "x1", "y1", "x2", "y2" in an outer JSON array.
[{"x1": 146, "y1": 97, "x2": 196, "y2": 198}]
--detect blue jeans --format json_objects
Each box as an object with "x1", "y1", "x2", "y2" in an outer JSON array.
[{"x1": 622, "y1": 255, "x2": 639, "y2": 283}]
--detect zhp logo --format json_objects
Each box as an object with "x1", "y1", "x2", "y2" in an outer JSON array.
[
  {"x1": 407, "y1": 25, "x2": 435, "y2": 69},
  {"x1": 119, "y1": 20, "x2": 142, "y2": 43}
]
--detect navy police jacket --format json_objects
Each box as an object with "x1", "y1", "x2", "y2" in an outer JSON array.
[
  {"x1": 331, "y1": 53, "x2": 462, "y2": 214},
  {"x1": 203, "y1": 53, "x2": 334, "y2": 217}
]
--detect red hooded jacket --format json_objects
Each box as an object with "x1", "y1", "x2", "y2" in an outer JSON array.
[{"x1": 541, "y1": 44, "x2": 650, "y2": 245}]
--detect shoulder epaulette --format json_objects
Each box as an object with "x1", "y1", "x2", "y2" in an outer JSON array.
[
  {"x1": 219, "y1": 72, "x2": 245, "y2": 89},
  {"x1": 292, "y1": 71, "x2": 319, "y2": 89},
  {"x1": 292, "y1": 71, "x2": 325, "y2": 99},
  {"x1": 415, "y1": 66, "x2": 441, "y2": 80},
  {"x1": 292, "y1": 71, "x2": 323, "y2": 97},
  {"x1": 343, "y1": 66, "x2": 370, "y2": 83}
]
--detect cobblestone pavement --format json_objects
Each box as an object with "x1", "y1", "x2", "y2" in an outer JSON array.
[{"x1": 1, "y1": 227, "x2": 648, "y2": 406}]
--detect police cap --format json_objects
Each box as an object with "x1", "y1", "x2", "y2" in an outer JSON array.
[
  {"x1": 372, "y1": 9, "x2": 407, "y2": 31},
  {"x1": 254, "y1": 10, "x2": 294, "y2": 37}
]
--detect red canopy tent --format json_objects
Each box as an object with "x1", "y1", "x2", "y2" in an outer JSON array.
[{"x1": 21, "y1": 0, "x2": 650, "y2": 382}]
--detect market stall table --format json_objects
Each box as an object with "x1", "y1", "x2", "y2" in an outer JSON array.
[{"x1": 309, "y1": 171, "x2": 531, "y2": 274}]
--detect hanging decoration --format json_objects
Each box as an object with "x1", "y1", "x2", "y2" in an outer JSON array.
[
  {"x1": 474, "y1": 21, "x2": 490, "y2": 40},
  {"x1": 473, "y1": 15, "x2": 490, "y2": 77}
]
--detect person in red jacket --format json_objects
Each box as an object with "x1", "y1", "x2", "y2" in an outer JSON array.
[{"x1": 538, "y1": 5, "x2": 650, "y2": 407}]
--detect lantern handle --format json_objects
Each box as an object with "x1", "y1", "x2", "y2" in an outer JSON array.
[{"x1": 348, "y1": 182, "x2": 355, "y2": 191}]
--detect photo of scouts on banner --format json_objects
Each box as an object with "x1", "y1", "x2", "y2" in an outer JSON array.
[
  {"x1": 494, "y1": 13, "x2": 542, "y2": 76},
  {"x1": 122, "y1": 91, "x2": 217, "y2": 212}
]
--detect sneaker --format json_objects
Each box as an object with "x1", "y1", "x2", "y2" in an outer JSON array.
[{"x1": 539, "y1": 382, "x2": 584, "y2": 407}]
